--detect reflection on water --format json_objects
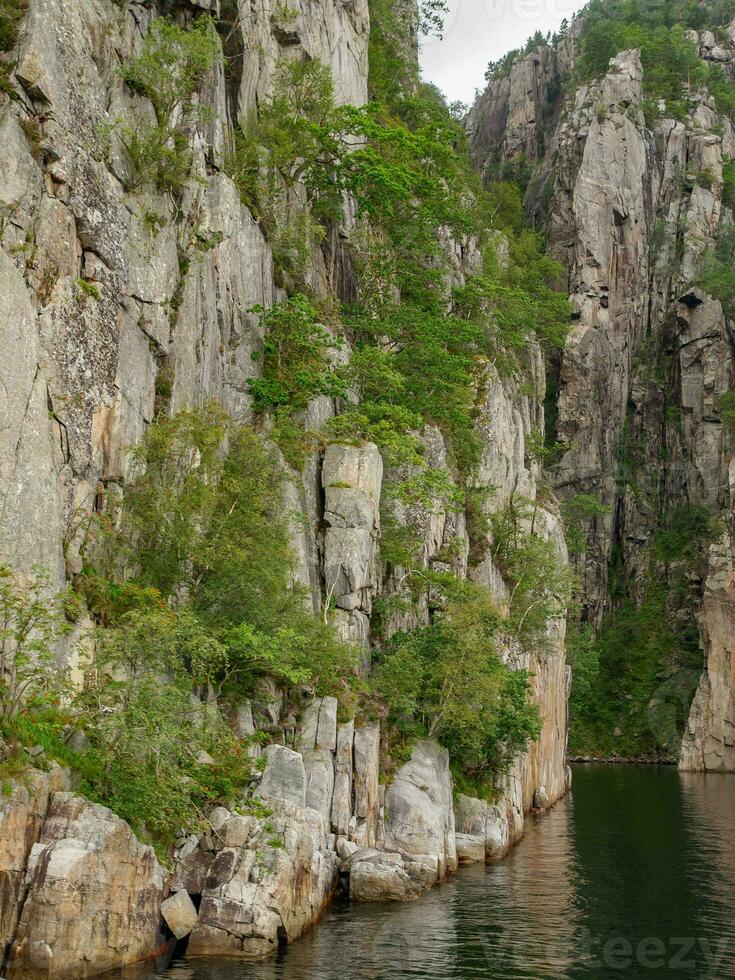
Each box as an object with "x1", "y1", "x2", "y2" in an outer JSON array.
[{"x1": 121, "y1": 766, "x2": 735, "y2": 979}]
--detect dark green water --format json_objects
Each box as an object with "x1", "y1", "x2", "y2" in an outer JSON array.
[{"x1": 137, "y1": 765, "x2": 735, "y2": 978}]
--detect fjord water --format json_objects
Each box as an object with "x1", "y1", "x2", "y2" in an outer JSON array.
[{"x1": 156, "y1": 765, "x2": 735, "y2": 979}]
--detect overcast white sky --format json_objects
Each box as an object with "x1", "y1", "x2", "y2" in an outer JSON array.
[{"x1": 419, "y1": 0, "x2": 580, "y2": 105}]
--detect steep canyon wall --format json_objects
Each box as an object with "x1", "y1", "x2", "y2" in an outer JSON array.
[
  {"x1": 0, "y1": 0, "x2": 570, "y2": 975},
  {"x1": 469, "y1": 20, "x2": 735, "y2": 769}
]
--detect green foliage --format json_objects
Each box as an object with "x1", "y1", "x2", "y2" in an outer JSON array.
[
  {"x1": 368, "y1": 0, "x2": 419, "y2": 100},
  {"x1": 577, "y1": 1, "x2": 717, "y2": 121},
  {"x1": 697, "y1": 226, "x2": 735, "y2": 317},
  {"x1": 339, "y1": 301, "x2": 485, "y2": 473},
  {"x1": 230, "y1": 53, "x2": 474, "y2": 290},
  {"x1": 562, "y1": 493, "x2": 610, "y2": 557},
  {"x1": 568, "y1": 580, "x2": 701, "y2": 759},
  {"x1": 719, "y1": 390, "x2": 735, "y2": 436},
  {"x1": 75, "y1": 278, "x2": 100, "y2": 301},
  {"x1": 228, "y1": 59, "x2": 342, "y2": 281},
  {"x1": 570, "y1": 501, "x2": 716, "y2": 759},
  {"x1": 693, "y1": 167, "x2": 717, "y2": 191},
  {"x1": 418, "y1": 0, "x2": 448, "y2": 38},
  {"x1": 74, "y1": 607, "x2": 250, "y2": 847},
  {"x1": 233, "y1": 33, "x2": 567, "y2": 493},
  {"x1": 0, "y1": 0, "x2": 26, "y2": 96},
  {"x1": 491, "y1": 497, "x2": 576, "y2": 648},
  {"x1": 333, "y1": 230, "x2": 568, "y2": 477},
  {"x1": 89, "y1": 403, "x2": 229, "y2": 598},
  {"x1": 249, "y1": 295, "x2": 345, "y2": 413},
  {"x1": 113, "y1": 16, "x2": 219, "y2": 192},
  {"x1": 69, "y1": 406, "x2": 356, "y2": 847},
  {"x1": 0, "y1": 566, "x2": 70, "y2": 724},
  {"x1": 247, "y1": 295, "x2": 347, "y2": 467},
  {"x1": 454, "y1": 235, "x2": 570, "y2": 367},
  {"x1": 121, "y1": 16, "x2": 218, "y2": 128},
  {"x1": 705, "y1": 63, "x2": 735, "y2": 123},
  {"x1": 566, "y1": 624, "x2": 601, "y2": 721},
  {"x1": 574, "y1": 0, "x2": 735, "y2": 126},
  {"x1": 485, "y1": 30, "x2": 552, "y2": 83},
  {"x1": 376, "y1": 585, "x2": 541, "y2": 779},
  {"x1": 392, "y1": 467, "x2": 464, "y2": 513},
  {"x1": 84, "y1": 406, "x2": 352, "y2": 695},
  {"x1": 722, "y1": 159, "x2": 735, "y2": 211},
  {"x1": 526, "y1": 430, "x2": 565, "y2": 469},
  {"x1": 651, "y1": 504, "x2": 715, "y2": 563}
]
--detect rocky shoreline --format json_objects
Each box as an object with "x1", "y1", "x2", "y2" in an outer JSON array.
[{"x1": 1, "y1": 694, "x2": 569, "y2": 978}]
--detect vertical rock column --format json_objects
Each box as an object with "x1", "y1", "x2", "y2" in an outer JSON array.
[
  {"x1": 680, "y1": 514, "x2": 735, "y2": 772},
  {"x1": 297, "y1": 696, "x2": 338, "y2": 825},
  {"x1": 322, "y1": 443, "x2": 383, "y2": 648}
]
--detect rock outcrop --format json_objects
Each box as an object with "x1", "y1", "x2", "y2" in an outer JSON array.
[
  {"x1": 454, "y1": 793, "x2": 509, "y2": 862},
  {"x1": 0, "y1": 768, "x2": 69, "y2": 960},
  {"x1": 1, "y1": 776, "x2": 168, "y2": 980},
  {"x1": 379, "y1": 740, "x2": 457, "y2": 890},
  {"x1": 680, "y1": 514, "x2": 735, "y2": 770}
]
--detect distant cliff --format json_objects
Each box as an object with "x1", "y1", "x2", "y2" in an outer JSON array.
[{"x1": 469, "y1": 4, "x2": 735, "y2": 769}]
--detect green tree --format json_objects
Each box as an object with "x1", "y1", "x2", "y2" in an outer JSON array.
[
  {"x1": 75, "y1": 607, "x2": 249, "y2": 847},
  {"x1": 83, "y1": 406, "x2": 353, "y2": 696},
  {"x1": 0, "y1": 566, "x2": 70, "y2": 724},
  {"x1": 113, "y1": 16, "x2": 220, "y2": 192},
  {"x1": 377, "y1": 585, "x2": 541, "y2": 779},
  {"x1": 249, "y1": 295, "x2": 345, "y2": 412},
  {"x1": 491, "y1": 497, "x2": 576, "y2": 647}
]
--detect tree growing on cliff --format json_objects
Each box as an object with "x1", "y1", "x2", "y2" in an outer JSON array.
[
  {"x1": 74, "y1": 607, "x2": 251, "y2": 847},
  {"x1": 377, "y1": 583, "x2": 541, "y2": 780},
  {"x1": 0, "y1": 565, "x2": 70, "y2": 724},
  {"x1": 111, "y1": 15, "x2": 220, "y2": 193},
  {"x1": 491, "y1": 497, "x2": 576, "y2": 648},
  {"x1": 81, "y1": 405, "x2": 353, "y2": 696}
]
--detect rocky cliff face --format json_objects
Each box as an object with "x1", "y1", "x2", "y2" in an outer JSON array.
[
  {"x1": 0, "y1": 0, "x2": 571, "y2": 974},
  {"x1": 469, "y1": 19, "x2": 735, "y2": 769}
]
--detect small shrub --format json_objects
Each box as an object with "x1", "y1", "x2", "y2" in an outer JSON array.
[
  {"x1": 113, "y1": 16, "x2": 220, "y2": 192},
  {"x1": 249, "y1": 294, "x2": 346, "y2": 414},
  {"x1": 0, "y1": 0, "x2": 27, "y2": 97},
  {"x1": 75, "y1": 278, "x2": 100, "y2": 301}
]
